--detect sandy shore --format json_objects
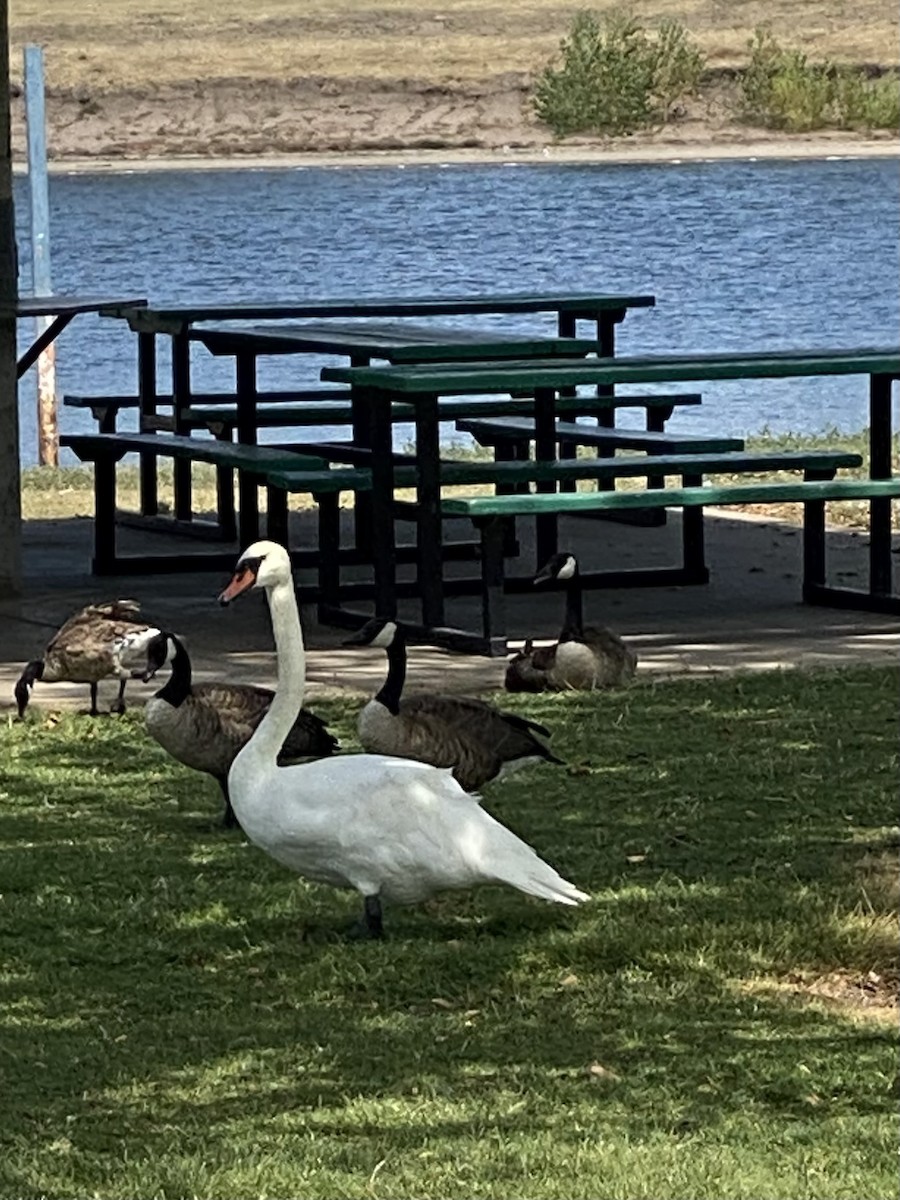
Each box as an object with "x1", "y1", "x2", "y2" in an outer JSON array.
[
  {"x1": 33, "y1": 136, "x2": 900, "y2": 175},
  {"x1": 9, "y1": 69, "x2": 898, "y2": 176}
]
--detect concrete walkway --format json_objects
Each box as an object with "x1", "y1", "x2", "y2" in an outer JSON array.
[{"x1": 2, "y1": 507, "x2": 897, "y2": 714}]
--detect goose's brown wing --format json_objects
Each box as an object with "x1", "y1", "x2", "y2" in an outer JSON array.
[
  {"x1": 42, "y1": 601, "x2": 149, "y2": 682},
  {"x1": 399, "y1": 694, "x2": 557, "y2": 790},
  {"x1": 191, "y1": 683, "x2": 338, "y2": 761},
  {"x1": 190, "y1": 682, "x2": 273, "y2": 747},
  {"x1": 581, "y1": 626, "x2": 638, "y2": 679},
  {"x1": 280, "y1": 707, "x2": 340, "y2": 760}
]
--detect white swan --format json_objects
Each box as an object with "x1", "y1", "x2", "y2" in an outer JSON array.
[{"x1": 218, "y1": 540, "x2": 589, "y2": 938}]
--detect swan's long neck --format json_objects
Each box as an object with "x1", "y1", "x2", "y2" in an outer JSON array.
[
  {"x1": 560, "y1": 570, "x2": 584, "y2": 642},
  {"x1": 246, "y1": 578, "x2": 306, "y2": 763}
]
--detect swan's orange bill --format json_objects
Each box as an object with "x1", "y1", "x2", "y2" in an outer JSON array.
[{"x1": 218, "y1": 566, "x2": 257, "y2": 605}]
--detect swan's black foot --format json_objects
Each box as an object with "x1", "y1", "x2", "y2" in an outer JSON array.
[
  {"x1": 347, "y1": 894, "x2": 385, "y2": 941},
  {"x1": 300, "y1": 897, "x2": 385, "y2": 943}
]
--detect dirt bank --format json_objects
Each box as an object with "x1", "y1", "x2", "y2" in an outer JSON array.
[{"x1": 9, "y1": 75, "x2": 898, "y2": 168}]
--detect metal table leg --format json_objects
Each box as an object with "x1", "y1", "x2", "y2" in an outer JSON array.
[
  {"x1": 349, "y1": 355, "x2": 374, "y2": 548},
  {"x1": 235, "y1": 351, "x2": 261, "y2": 549},
  {"x1": 172, "y1": 332, "x2": 193, "y2": 522},
  {"x1": 533, "y1": 385, "x2": 558, "y2": 566},
  {"x1": 869, "y1": 372, "x2": 895, "y2": 596},
  {"x1": 138, "y1": 331, "x2": 159, "y2": 517},
  {"x1": 367, "y1": 387, "x2": 398, "y2": 617},
  {"x1": 415, "y1": 391, "x2": 445, "y2": 629}
]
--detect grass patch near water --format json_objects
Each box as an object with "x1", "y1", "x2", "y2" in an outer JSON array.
[
  {"x1": 28, "y1": 426, "x2": 898, "y2": 530},
  {"x1": 1, "y1": 667, "x2": 897, "y2": 1198}
]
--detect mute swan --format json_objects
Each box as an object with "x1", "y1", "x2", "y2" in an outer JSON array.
[
  {"x1": 139, "y1": 632, "x2": 338, "y2": 828},
  {"x1": 344, "y1": 616, "x2": 563, "y2": 790},
  {"x1": 505, "y1": 553, "x2": 637, "y2": 692},
  {"x1": 218, "y1": 541, "x2": 588, "y2": 938},
  {"x1": 15, "y1": 600, "x2": 162, "y2": 717}
]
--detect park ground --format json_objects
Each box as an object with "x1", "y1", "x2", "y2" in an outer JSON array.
[{"x1": 1, "y1": 496, "x2": 898, "y2": 1198}]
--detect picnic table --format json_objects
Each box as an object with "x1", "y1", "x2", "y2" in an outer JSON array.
[
  {"x1": 95, "y1": 290, "x2": 657, "y2": 534},
  {"x1": 321, "y1": 347, "x2": 900, "y2": 645},
  {"x1": 17, "y1": 294, "x2": 147, "y2": 379}
]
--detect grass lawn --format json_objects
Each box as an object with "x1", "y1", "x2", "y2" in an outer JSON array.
[{"x1": 1, "y1": 666, "x2": 897, "y2": 1199}]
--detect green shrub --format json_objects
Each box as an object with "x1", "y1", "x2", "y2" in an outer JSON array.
[
  {"x1": 738, "y1": 29, "x2": 830, "y2": 130},
  {"x1": 534, "y1": 9, "x2": 705, "y2": 137},
  {"x1": 833, "y1": 68, "x2": 900, "y2": 130},
  {"x1": 738, "y1": 27, "x2": 900, "y2": 132},
  {"x1": 652, "y1": 18, "x2": 706, "y2": 119}
]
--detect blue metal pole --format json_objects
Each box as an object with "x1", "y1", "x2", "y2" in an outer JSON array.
[
  {"x1": 24, "y1": 44, "x2": 57, "y2": 464},
  {"x1": 24, "y1": 45, "x2": 50, "y2": 296}
]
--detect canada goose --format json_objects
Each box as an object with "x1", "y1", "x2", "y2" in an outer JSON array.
[
  {"x1": 505, "y1": 553, "x2": 637, "y2": 693},
  {"x1": 15, "y1": 599, "x2": 162, "y2": 718},
  {"x1": 218, "y1": 540, "x2": 588, "y2": 939},
  {"x1": 139, "y1": 632, "x2": 339, "y2": 829},
  {"x1": 343, "y1": 617, "x2": 563, "y2": 790}
]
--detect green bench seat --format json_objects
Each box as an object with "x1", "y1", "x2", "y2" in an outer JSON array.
[
  {"x1": 62, "y1": 432, "x2": 328, "y2": 473},
  {"x1": 437, "y1": 475, "x2": 900, "y2": 652},
  {"x1": 457, "y1": 415, "x2": 744, "y2": 455},
  {"x1": 182, "y1": 391, "x2": 702, "y2": 433},
  {"x1": 63, "y1": 389, "x2": 354, "y2": 434},
  {"x1": 265, "y1": 447, "x2": 862, "y2": 492},
  {"x1": 66, "y1": 389, "x2": 703, "y2": 436},
  {"x1": 60, "y1": 432, "x2": 372, "y2": 578},
  {"x1": 262, "y1": 448, "x2": 866, "y2": 635},
  {"x1": 456, "y1": 413, "x2": 744, "y2": 533}
]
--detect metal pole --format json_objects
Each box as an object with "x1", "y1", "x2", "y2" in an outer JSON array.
[
  {"x1": 24, "y1": 44, "x2": 57, "y2": 467},
  {"x1": 0, "y1": 0, "x2": 23, "y2": 594}
]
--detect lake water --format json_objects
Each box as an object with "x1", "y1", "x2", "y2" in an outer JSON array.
[{"x1": 12, "y1": 155, "x2": 900, "y2": 466}]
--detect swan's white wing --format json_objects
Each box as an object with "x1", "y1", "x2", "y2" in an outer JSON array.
[{"x1": 232, "y1": 753, "x2": 586, "y2": 907}]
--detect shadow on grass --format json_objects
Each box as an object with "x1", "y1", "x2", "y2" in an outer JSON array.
[{"x1": 0, "y1": 667, "x2": 897, "y2": 1185}]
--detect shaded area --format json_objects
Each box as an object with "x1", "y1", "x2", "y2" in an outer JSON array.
[
  {"x1": 0, "y1": 506, "x2": 896, "y2": 712},
  {"x1": 0, "y1": 667, "x2": 896, "y2": 1196}
]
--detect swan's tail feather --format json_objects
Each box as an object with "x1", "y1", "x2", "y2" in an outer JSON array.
[{"x1": 497, "y1": 858, "x2": 590, "y2": 906}]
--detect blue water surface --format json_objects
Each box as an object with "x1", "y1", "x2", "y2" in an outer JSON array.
[{"x1": 13, "y1": 155, "x2": 900, "y2": 464}]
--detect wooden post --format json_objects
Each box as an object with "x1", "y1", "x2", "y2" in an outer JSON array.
[
  {"x1": 0, "y1": 0, "x2": 23, "y2": 594},
  {"x1": 24, "y1": 44, "x2": 57, "y2": 467}
]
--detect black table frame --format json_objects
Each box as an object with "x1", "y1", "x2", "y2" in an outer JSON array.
[
  {"x1": 17, "y1": 295, "x2": 147, "y2": 379},
  {"x1": 322, "y1": 349, "x2": 900, "y2": 643},
  {"x1": 98, "y1": 292, "x2": 655, "y2": 545}
]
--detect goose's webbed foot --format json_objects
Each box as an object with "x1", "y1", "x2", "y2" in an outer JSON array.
[
  {"x1": 217, "y1": 780, "x2": 240, "y2": 830},
  {"x1": 110, "y1": 679, "x2": 127, "y2": 715}
]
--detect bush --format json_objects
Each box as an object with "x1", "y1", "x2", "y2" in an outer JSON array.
[
  {"x1": 534, "y1": 9, "x2": 705, "y2": 137},
  {"x1": 653, "y1": 18, "x2": 706, "y2": 120},
  {"x1": 738, "y1": 27, "x2": 900, "y2": 132},
  {"x1": 833, "y1": 69, "x2": 900, "y2": 131}
]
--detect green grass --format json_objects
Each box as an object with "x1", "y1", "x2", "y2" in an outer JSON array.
[{"x1": 1, "y1": 667, "x2": 897, "y2": 1199}]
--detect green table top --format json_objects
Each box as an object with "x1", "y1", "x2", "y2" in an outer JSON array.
[
  {"x1": 99, "y1": 291, "x2": 656, "y2": 333},
  {"x1": 321, "y1": 347, "x2": 900, "y2": 394},
  {"x1": 189, "y1": 320, "x2": 610, "y2": 362}
]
